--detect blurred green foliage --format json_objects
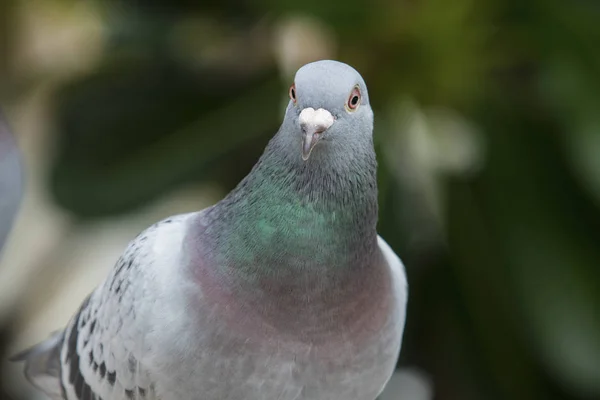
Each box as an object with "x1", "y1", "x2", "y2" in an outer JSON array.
[{"x1": 2, "y1": 0, "x2": 600, "y2": 399}]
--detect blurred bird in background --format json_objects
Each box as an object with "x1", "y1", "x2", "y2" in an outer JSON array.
[
  {"x1": 0, "y1": 110, "x2": 24, "y2": 398},
  {"x1": 0, "y1": 111, "x2": 23, "y2": 257}
]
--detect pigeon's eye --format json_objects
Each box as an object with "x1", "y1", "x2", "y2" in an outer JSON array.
[
  {"x1": 346, "y1": 86, "x2": 361, "y2": 112},
  {"x1": 289, "y1": 84, "x2": 297, "y2": 103}
]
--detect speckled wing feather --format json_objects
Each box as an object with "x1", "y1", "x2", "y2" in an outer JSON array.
[{"x1": 15, "y1": 214, "x2": 193, "y2": 400}]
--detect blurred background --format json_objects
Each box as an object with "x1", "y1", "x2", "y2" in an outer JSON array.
[{"x1": 0, "y1": 0, "x2": 599, "y2": 399}]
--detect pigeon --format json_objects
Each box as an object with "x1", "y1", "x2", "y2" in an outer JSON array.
[
  {"x1": 13, "y1": 60, "x2": 408, "y2": 400},
  {"x1": 0, "y1": 110, "x2": 23, "y2": 258}
]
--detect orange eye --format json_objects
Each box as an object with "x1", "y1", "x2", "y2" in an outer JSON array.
[
  {"x1": 347, "y1": 86, "x2": 361, "y2": 111},
  {"x1": 289, "y1": 84, "x2": 297, "y2": 103}
]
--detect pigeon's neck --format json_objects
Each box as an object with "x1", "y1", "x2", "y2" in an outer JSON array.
[{"x1": 196, "y1": 133, "x2": 379, "y2": 285}]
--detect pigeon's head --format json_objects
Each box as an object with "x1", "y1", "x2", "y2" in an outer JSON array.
[{"x1": 284, "y1": 60, "x2": 373, "y2": 161}]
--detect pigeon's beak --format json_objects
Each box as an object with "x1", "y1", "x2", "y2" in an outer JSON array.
[{"x1": 299, "y1": 107, "x2": 334, "y2": 161}]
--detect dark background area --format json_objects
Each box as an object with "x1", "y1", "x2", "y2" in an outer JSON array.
[{"x1": 1, "y1": 0, "x2": 599, "y2": 399}]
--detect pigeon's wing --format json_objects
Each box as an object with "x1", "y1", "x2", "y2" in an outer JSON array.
[
  {"x1": 377, "y1": 235, "x2": 408, "y2": 296},
  {"x1": 14, "y1": 214, "x2": 193, "y2": 400},
  {"x1": 377, "y1": 235, "x2": 408, "y2": 330}
]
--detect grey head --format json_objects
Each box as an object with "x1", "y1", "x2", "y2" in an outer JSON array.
[{"x1": 278, "y1": 60, "x2": 374, "y2": 164}]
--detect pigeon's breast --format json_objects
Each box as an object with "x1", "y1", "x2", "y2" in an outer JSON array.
[
  {"x1": 154, "y1": 288, "x2": 404, "y2": 400},
  {"x1": 153, "y1": 253, "x2": 404, "y2": 400},
  {"x1": 191, "y1": 247, "x2": 394, "y2": 348}
]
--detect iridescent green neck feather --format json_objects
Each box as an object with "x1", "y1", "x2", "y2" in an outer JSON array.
[{"x1": 202, "y1": 129, "x2": 379, "y2": 282}]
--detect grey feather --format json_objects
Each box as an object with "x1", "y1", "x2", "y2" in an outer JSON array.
[
  {"x1": 13, "y1": 61, "x2": 408, "y2": 400},
  {"x1": 11, "y1": 331, "x2": 65, "y2": 399}
]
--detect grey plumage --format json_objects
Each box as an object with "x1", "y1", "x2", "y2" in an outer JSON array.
[{"x1": 13, "y1": 60, "x2": 408, "y2": 400}]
